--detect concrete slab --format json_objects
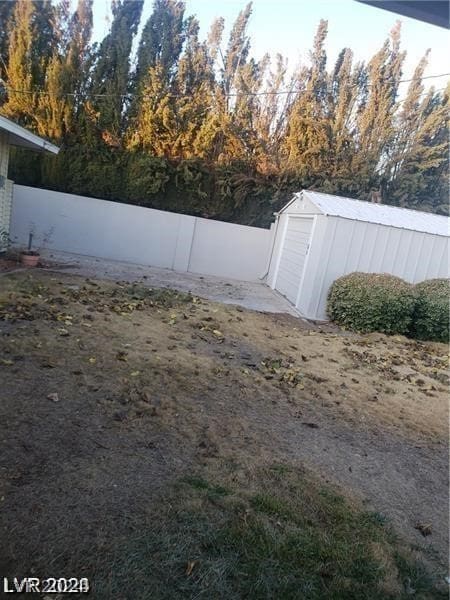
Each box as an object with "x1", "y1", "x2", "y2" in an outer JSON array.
[{"x1": 40, "y1": 250, "x2": 300, "y2": 316}]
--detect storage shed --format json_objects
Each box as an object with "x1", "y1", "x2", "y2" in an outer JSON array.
[{"x1": 267, "y1": 190, "x2": 450, "y2": 321}]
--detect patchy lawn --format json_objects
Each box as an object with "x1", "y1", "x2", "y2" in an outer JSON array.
[
  {"x1": 0, "y1": 271, "x2": 448, "y2": 598},
  {"x1": 0, "y1": 255, "x2": 21, "y2": 273}
]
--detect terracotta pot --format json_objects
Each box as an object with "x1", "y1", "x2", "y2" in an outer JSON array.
[{"x1": 21, "y1": 252, "x2": 40, "y2": 267}]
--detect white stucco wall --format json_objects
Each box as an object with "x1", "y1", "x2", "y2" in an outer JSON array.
[{"x1": 10, "y1": 185, "x2": 271, "y2": 282}]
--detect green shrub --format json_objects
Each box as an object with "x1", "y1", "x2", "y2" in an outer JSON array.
[
  {"x1": 327, "y1": 272, "x2": 416, "y2": 335},
  {"x1": 412, "y1": 279, "x2": 449, "y2": 343}
]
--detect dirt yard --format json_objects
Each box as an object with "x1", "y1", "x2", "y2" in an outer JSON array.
[{"x1": 0, "y1": 270, "x2": 448, "y2": 598}]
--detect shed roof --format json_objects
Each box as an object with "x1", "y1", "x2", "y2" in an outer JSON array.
[
  {"x1": 0, "y1": 115, "x2": 59, "y2": 154},
  {"x1": 286, "y1": 190, "x2": 449, "y2": 237}
]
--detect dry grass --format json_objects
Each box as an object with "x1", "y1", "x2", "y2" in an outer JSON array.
[{"x1": 0, "y1": 270, "x2": 447, "y2": 598}]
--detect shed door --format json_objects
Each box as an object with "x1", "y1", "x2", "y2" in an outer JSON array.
[{"x1": 274, "y1": 216, "x2": 313, "y2": 305}]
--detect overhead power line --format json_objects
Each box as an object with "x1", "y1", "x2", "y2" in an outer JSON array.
[{"x1": 0, "y1": 72, "x2": 448, "y2": 101}]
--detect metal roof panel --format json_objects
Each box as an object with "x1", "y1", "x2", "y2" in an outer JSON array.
[{"x1": 301, "y1": 190, "x2": 449, "y2": 237}]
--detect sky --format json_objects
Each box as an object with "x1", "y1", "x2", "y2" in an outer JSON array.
[{"x1": 92, "y1": 0, "x2": 450, "y2": 92}]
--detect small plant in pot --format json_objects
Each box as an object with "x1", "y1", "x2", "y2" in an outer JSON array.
[
  {"x1": 21, "y1": 230, "x2": 40, "y2": 267},
  {"x1": 20, "y1": 225, "x2": 54, "y2": 267}
]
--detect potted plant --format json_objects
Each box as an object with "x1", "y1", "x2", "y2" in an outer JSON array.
[
  {"x1": 21, "y1": 229, "x2": 40, "y2": 267},
  {"x1": 20, "y1": 225, "x2": 54, "y2": 267}
]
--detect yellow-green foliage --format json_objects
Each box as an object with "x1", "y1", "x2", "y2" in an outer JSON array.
[
  {"x1": 3, "y1": 1, "x2": 449, "y2": 225},
  {"x1": 327, "y1": 272, "x2": 416, "y2": 335},
  {"x1": 412, "y1": 279, "x2": 449, "y2": 343}
]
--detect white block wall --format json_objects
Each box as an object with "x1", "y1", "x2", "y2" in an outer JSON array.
[
  {"x1": 188, "y1": 217, "x2": 272, "y2": 281},
  {"x1": 10, "y1": 185, "x2": 272, "y2": 282}
]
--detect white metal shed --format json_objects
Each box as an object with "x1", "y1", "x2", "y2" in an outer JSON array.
[{"x1": 267, "y1": 190, "x2": 450, "y2": 321}]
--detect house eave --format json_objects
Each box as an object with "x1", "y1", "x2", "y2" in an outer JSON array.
[{"x1": 0, "y1": 115, "x2": 59, "y2": 154}]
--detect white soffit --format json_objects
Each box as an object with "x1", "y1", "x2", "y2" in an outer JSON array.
[{"x1": 0, "y1": 115, "x2": 59, "y2": 154}]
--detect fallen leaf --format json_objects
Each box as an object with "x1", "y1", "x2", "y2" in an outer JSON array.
[
  {"x1": 213, "y1": 330, "x2": 223, "y2": 337},
  {"x1": 0, "y1": 359, "x2": 14, "y2": 366},
  {"x1": 41, "y1": 361, "x2": 57, "y2": 369},
  {"x1": 88, "y1": 357, "x2": 97, "y2": 364},
  {"x1": 130, "y1": 371, "x2": 140, "y2": 377},
  {"x1": 113, "y1": 410, "x2": 128, "y2": 422},
  {"x1": 185, "y1": 560, "x2": 197, "y2": 576},
  {"x1": 47, "y1": 393, "x2": 59, "y2": 402},
  {"x1": 414, "y1": 522, "x2": 432, "y2": 537}
]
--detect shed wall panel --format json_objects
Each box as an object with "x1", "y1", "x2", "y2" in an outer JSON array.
[
  {"x1": 413, "y1": 234, "x2": 436, "y2": 282},
  {"x1": 380, "y1": 227, "x2": 402, "y2": 274},
  {"x1": 403, "y1": 232, "x2": 425, "y2": 282},
  {"x1": 437, "y1": 239, "x2": 449, "y2": 279},
  {"x1": 267, "y1": 213, "x2": 288, "y2": 287},
  {"x1": 307, "y1": 218, "x2": 337, "y2": 319},
  {"x1": 299, "y1": 217, "x2": 449, "y2": 320},
  {"x1": 392, "y1": 230, "x2": 414, "y2": 275},
  {"x1": 274, "y1": 216, "x2": 313, "y2": 304},
  {"x1": 294, "y1": 215, "x2": 327, "y2": 316},
  {"x1": 354, "y1": 224, "x2": 378, "y2": 272}
]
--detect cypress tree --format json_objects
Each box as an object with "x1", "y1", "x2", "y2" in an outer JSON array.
[
  {"x1": 90, "y1": 0, "x2": 143, "y2": 141},
  {"x1": 282, "y1": 20, "x2": 331, "y2": 178},
  {"x1": 351, "y1": 22, "x2": 405, "y2": 198},
  {"x1": 1, "y1": 0, "x2": 37, "y2": 126}
]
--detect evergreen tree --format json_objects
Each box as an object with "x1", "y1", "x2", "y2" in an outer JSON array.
[
  {"x1": 215, "y1": 2, "x2": 255, "y2": 161},
  {"x1": 135, "y1": 0, "x2": 185, "y2": 85},
  {"x1": 222, "y1": 3, "x2": 252, "y2": 102},
  {"x1": 386, "y1": 77, "x2": 449, "y2": 213},
  {"x1": 172, "y1": 16, "x2": 217, "y2": 158},
  {"x1": 127, "y1": 0, "x2": 187, "y2": 155},
  {"x1": 1, "y1": 1, "x2": 448, "y2": 225},
  {"x1": 254, "y1": 53, "x2": 289, "y2": 173},
  {"x1": 351, "y1": 22, "x2": 405, "y2": 198},
  {"x1": 1, "y1": 0, "x2": 37, "y2": 126},
  {"x1": 0, "y1": 0, "x2": 17, "y2": 83},
  {"x1": 90, "y1": 0, "x2": 143, "y2": 141},
  {"x1": 282, "y1": 20, "x2": 331, "y2": 178}
]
